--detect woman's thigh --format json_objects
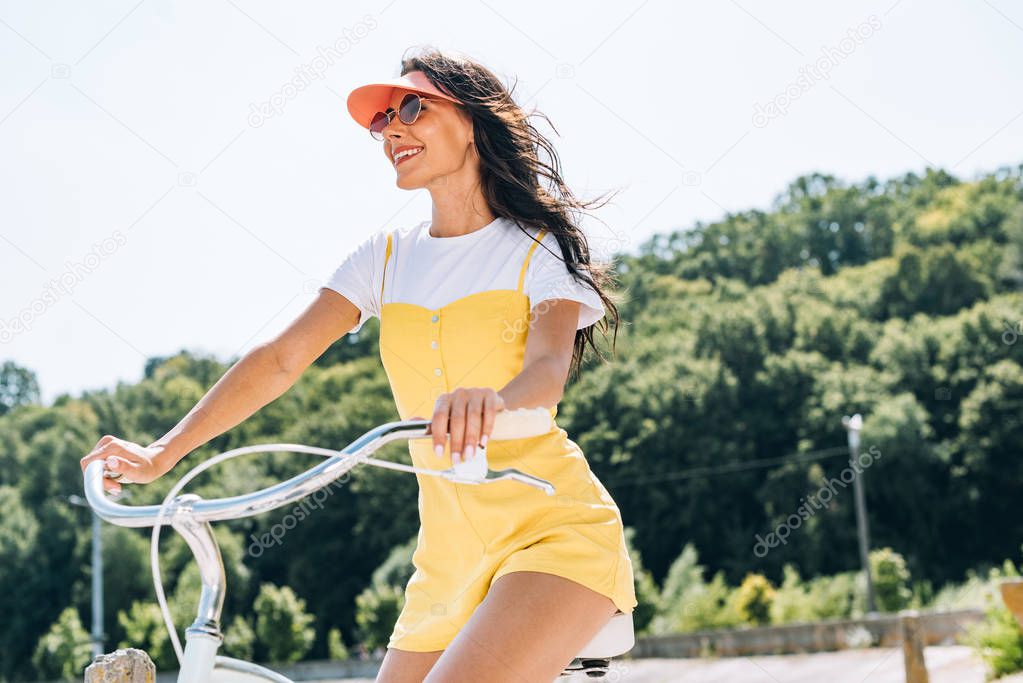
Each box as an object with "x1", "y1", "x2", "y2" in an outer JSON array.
[
  {"x1": 423, "y1": 570, "x2": 618, "y2": 683},
  {"x1": 375, "y1": 647, "x2": 445, "y2": 683}
]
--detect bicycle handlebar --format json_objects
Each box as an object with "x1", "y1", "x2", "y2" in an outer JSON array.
[
  {"x1": 82, "y1": 407, "x2": 557, "y2": 680},
  {"x1": 83, "y1": 407, "x2": 557, "y2": 528}
]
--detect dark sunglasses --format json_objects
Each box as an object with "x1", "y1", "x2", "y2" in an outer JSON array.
[{"x1": 369, "y1": 93, "x2": 445, "y2": 141}]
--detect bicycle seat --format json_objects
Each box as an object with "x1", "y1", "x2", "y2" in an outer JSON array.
[
  {"x1": 576, "y1": 609, "x2": 635, "y2": 658},
  {"x1": 558, "y1": 610, "x2": 634, "y2": 678}
]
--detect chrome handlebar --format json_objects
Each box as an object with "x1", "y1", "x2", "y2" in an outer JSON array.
[
  {"x1": 81, "y1": 407, "x2": 557, "y2": 677},
  {"x1": 83, "y1": 408, "x2": 557, "y2": 527}
]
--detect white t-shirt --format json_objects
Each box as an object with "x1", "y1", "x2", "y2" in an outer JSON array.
[{"x1": 321, "y1": 217, "x2": 606, "y2": 334}]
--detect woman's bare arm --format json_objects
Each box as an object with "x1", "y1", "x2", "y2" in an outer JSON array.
[
  {"x1": 151, "y1": 288, "x2": 361, "y2": 468},
  {"x1": 497, "y1": 299, "x2": 578, "y2": 410},
  {"x1": 81, "y1": 288, "x2": 363, "y2": 488}
]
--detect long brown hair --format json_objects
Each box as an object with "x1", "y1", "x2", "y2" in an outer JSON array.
[{"x1": 399, "y1": 46, "x2": 622, "y2": 380}]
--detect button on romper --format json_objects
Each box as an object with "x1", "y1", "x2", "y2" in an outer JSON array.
[{"x1": 377, "y1": 227, "x2": 638, "y2": 652}]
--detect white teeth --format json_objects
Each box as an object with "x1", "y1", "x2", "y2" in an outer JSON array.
[{"x1": 394, "y1": 147, "x2": 423, "y2": 163}]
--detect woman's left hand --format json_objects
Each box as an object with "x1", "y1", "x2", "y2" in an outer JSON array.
[{"x1": 429, "y1": 387, "x2": 506, "y2": 464}]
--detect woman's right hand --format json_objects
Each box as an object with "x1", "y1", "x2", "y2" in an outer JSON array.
[{"x1": 79, "y1": 435, "x2": 173, "y2": 495}]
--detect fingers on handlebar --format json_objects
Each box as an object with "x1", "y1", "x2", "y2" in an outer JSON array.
[
  {"x1": 431, "y1": 395, "x2": 451, "y2": 460},
  {"x1": 433, "y1": 389, "x2": 505, "y2": 465},
  {"x1": 80, "y1": 436, "x2": 124, "y2": 494},
  {"x1": 461, "y1": 393, "x2": 484, "y2": 465},
  {"x1": 447, "y1": 395, "x2": 467, "y2": 464},
  {"x1": 479, "y1": 393, "x2": 497, "y2": 451}
]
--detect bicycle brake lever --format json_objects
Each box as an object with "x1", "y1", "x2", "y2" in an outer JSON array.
[
  {"x1": 439, "y1": 444, "x2": 555, "y2": 495},
  {"x1": 440, "y1": 467, "x2": 555, "y2": 495},
  {"x1": 485, "y1": 468, "x2": 556, "y2": 495}
]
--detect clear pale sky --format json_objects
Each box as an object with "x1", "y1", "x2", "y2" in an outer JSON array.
[{"x1": 1, "y1": 0, "x2": 1021, "y2": 404}]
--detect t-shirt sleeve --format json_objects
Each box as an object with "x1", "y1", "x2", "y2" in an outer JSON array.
[
  {"x1": 525, "y1": 230, "x2": 606, "y2": 330},
  {"x1": 321, "y1": 229, "x2": 388, "y2": 334}
]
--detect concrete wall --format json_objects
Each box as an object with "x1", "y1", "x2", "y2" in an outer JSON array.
[{"x1": 631, "y1": 608, "x2": 984, "y2": 658}]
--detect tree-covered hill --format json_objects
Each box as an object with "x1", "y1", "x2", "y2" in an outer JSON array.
[{"x1": 594, "y1": 165, "x2": 1021, "y2": 584}]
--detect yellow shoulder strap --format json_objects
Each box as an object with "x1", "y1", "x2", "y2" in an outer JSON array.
[
  {"x1": 379, "y1": 231, "x2": 393, "y2": 304},
  {"x1": 517, "y1": 228, "x2": 547, "y2": 293}
]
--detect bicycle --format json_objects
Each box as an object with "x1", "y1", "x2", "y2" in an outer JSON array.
[{"x1": 82, "y1": 407, "x2": 635, "y2": 682}]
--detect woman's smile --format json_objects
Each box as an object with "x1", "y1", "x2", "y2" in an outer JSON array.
[{"x1": 393, "y1": 145, "x2": 425, "y2": 168}]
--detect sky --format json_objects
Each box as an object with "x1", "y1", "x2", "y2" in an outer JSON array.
[{"x1": 1, "y1": 0, "x2": 1021, "y2": 405}]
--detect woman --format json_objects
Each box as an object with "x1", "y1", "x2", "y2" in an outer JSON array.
[{"x1": 80, "y1": 47, "x2": 637, "y2": 682}]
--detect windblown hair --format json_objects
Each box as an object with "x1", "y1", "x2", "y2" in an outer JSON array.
[{"x1": 399, "y1": 46, "x2": 623, "y2": 380}]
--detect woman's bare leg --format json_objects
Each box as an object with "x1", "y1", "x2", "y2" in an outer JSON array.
[
  {"x1": 423, "y1": 571, "x2": 618, "y2": 683},
  {"x1": 375, "y1": 647, "x2": 445, "y2": 683}
]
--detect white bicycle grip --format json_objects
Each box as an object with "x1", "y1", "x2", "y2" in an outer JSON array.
[{"x1": 488, "y1": 406, "x2": 553, "y2": 440}]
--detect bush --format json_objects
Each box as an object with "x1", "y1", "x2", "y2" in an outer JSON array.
[
  {"x1": 327, "y1": 627, "x2": 350, "y2": 660},
  {"x1": 770, "y1": 565, "x2": 859, "y2": 624},
  {"x1": 117, "y1": 601, "x2": 175, "y2": 670},
  {"x1": 684, "y1": 572, "x2": 743, "y2": 631},
  {"x1": 770, "y1": 565, "x2": 815, "y2": 624},
  {"x1": 253, "y1": 583, "x2": 316, "y2": 663},
  {"x1": 929, "y1": 561, "x2": 1020, "y2": 611},
  {"x1": 354, "y1": 583, "x2": 405, "y2": 651},
  {"x1": 649, "y1": 544, "x2": 741, "y2": 634},
  {"x1": 964, "y1": 604, "x2": 1023, "y2": 679},
  {"x1": 222, "y1": 615, "x2": 255, "y2": 660},
  {"x1": 32, "y1": 607, "x2": 93, "y2": 681},
  {"x1": 624, "y1": 526, "x2": 661, "y2": 635},
  {"x1": 806, "y1": 572, "x2": 859, "y2": 619},
  {"x1": 734, "y1": 574, "x2": 775, "y2": 625},
  {"x1": 352, "y1": 537, "x2": 416, "y2": 651},
  {"x1": 871, "y1": 547, "x2": 912, "y2": 612}
]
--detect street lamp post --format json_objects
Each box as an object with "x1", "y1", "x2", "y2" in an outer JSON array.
[
  {"x1": 842, "y1": 413, "x2": 877, "y2": 614},
  {"x1": 67, "y1": 494, "x2": 105, "y2": 658}
]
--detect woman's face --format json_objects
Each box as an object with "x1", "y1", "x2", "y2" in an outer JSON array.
[{"x1": 380, "y1": 87, "x2": 475, "y2": 189}]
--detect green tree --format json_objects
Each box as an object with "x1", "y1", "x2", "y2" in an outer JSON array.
[
  {"x1": 0, "y1": 361, "x2": 40, "y2": 415},
  {"x1": 31, "y1": 606, "x2": 93, "y2": 681},
  {"x1": 254, "y1": 583, "x2": 316, "y2": 663}
]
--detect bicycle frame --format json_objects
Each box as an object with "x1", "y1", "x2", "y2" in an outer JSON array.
[{"x1": 83, "y1": 410, "x2": 557, "y2": 683}]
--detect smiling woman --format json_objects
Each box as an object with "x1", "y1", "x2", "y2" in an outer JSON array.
[
  {"x1": 319, "y1": 46, "x2": 638, "y2": 682},
  {"x1": 76, "y1": 43, "x2": 636, "y2": 682},
  {"x1": 343, "y1": 49, "x2": 622, "y2": 377}
]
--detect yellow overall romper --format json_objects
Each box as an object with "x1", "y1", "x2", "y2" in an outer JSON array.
[{"x1": 377, "y1": 227, "x2": 638, "y2": 652}]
